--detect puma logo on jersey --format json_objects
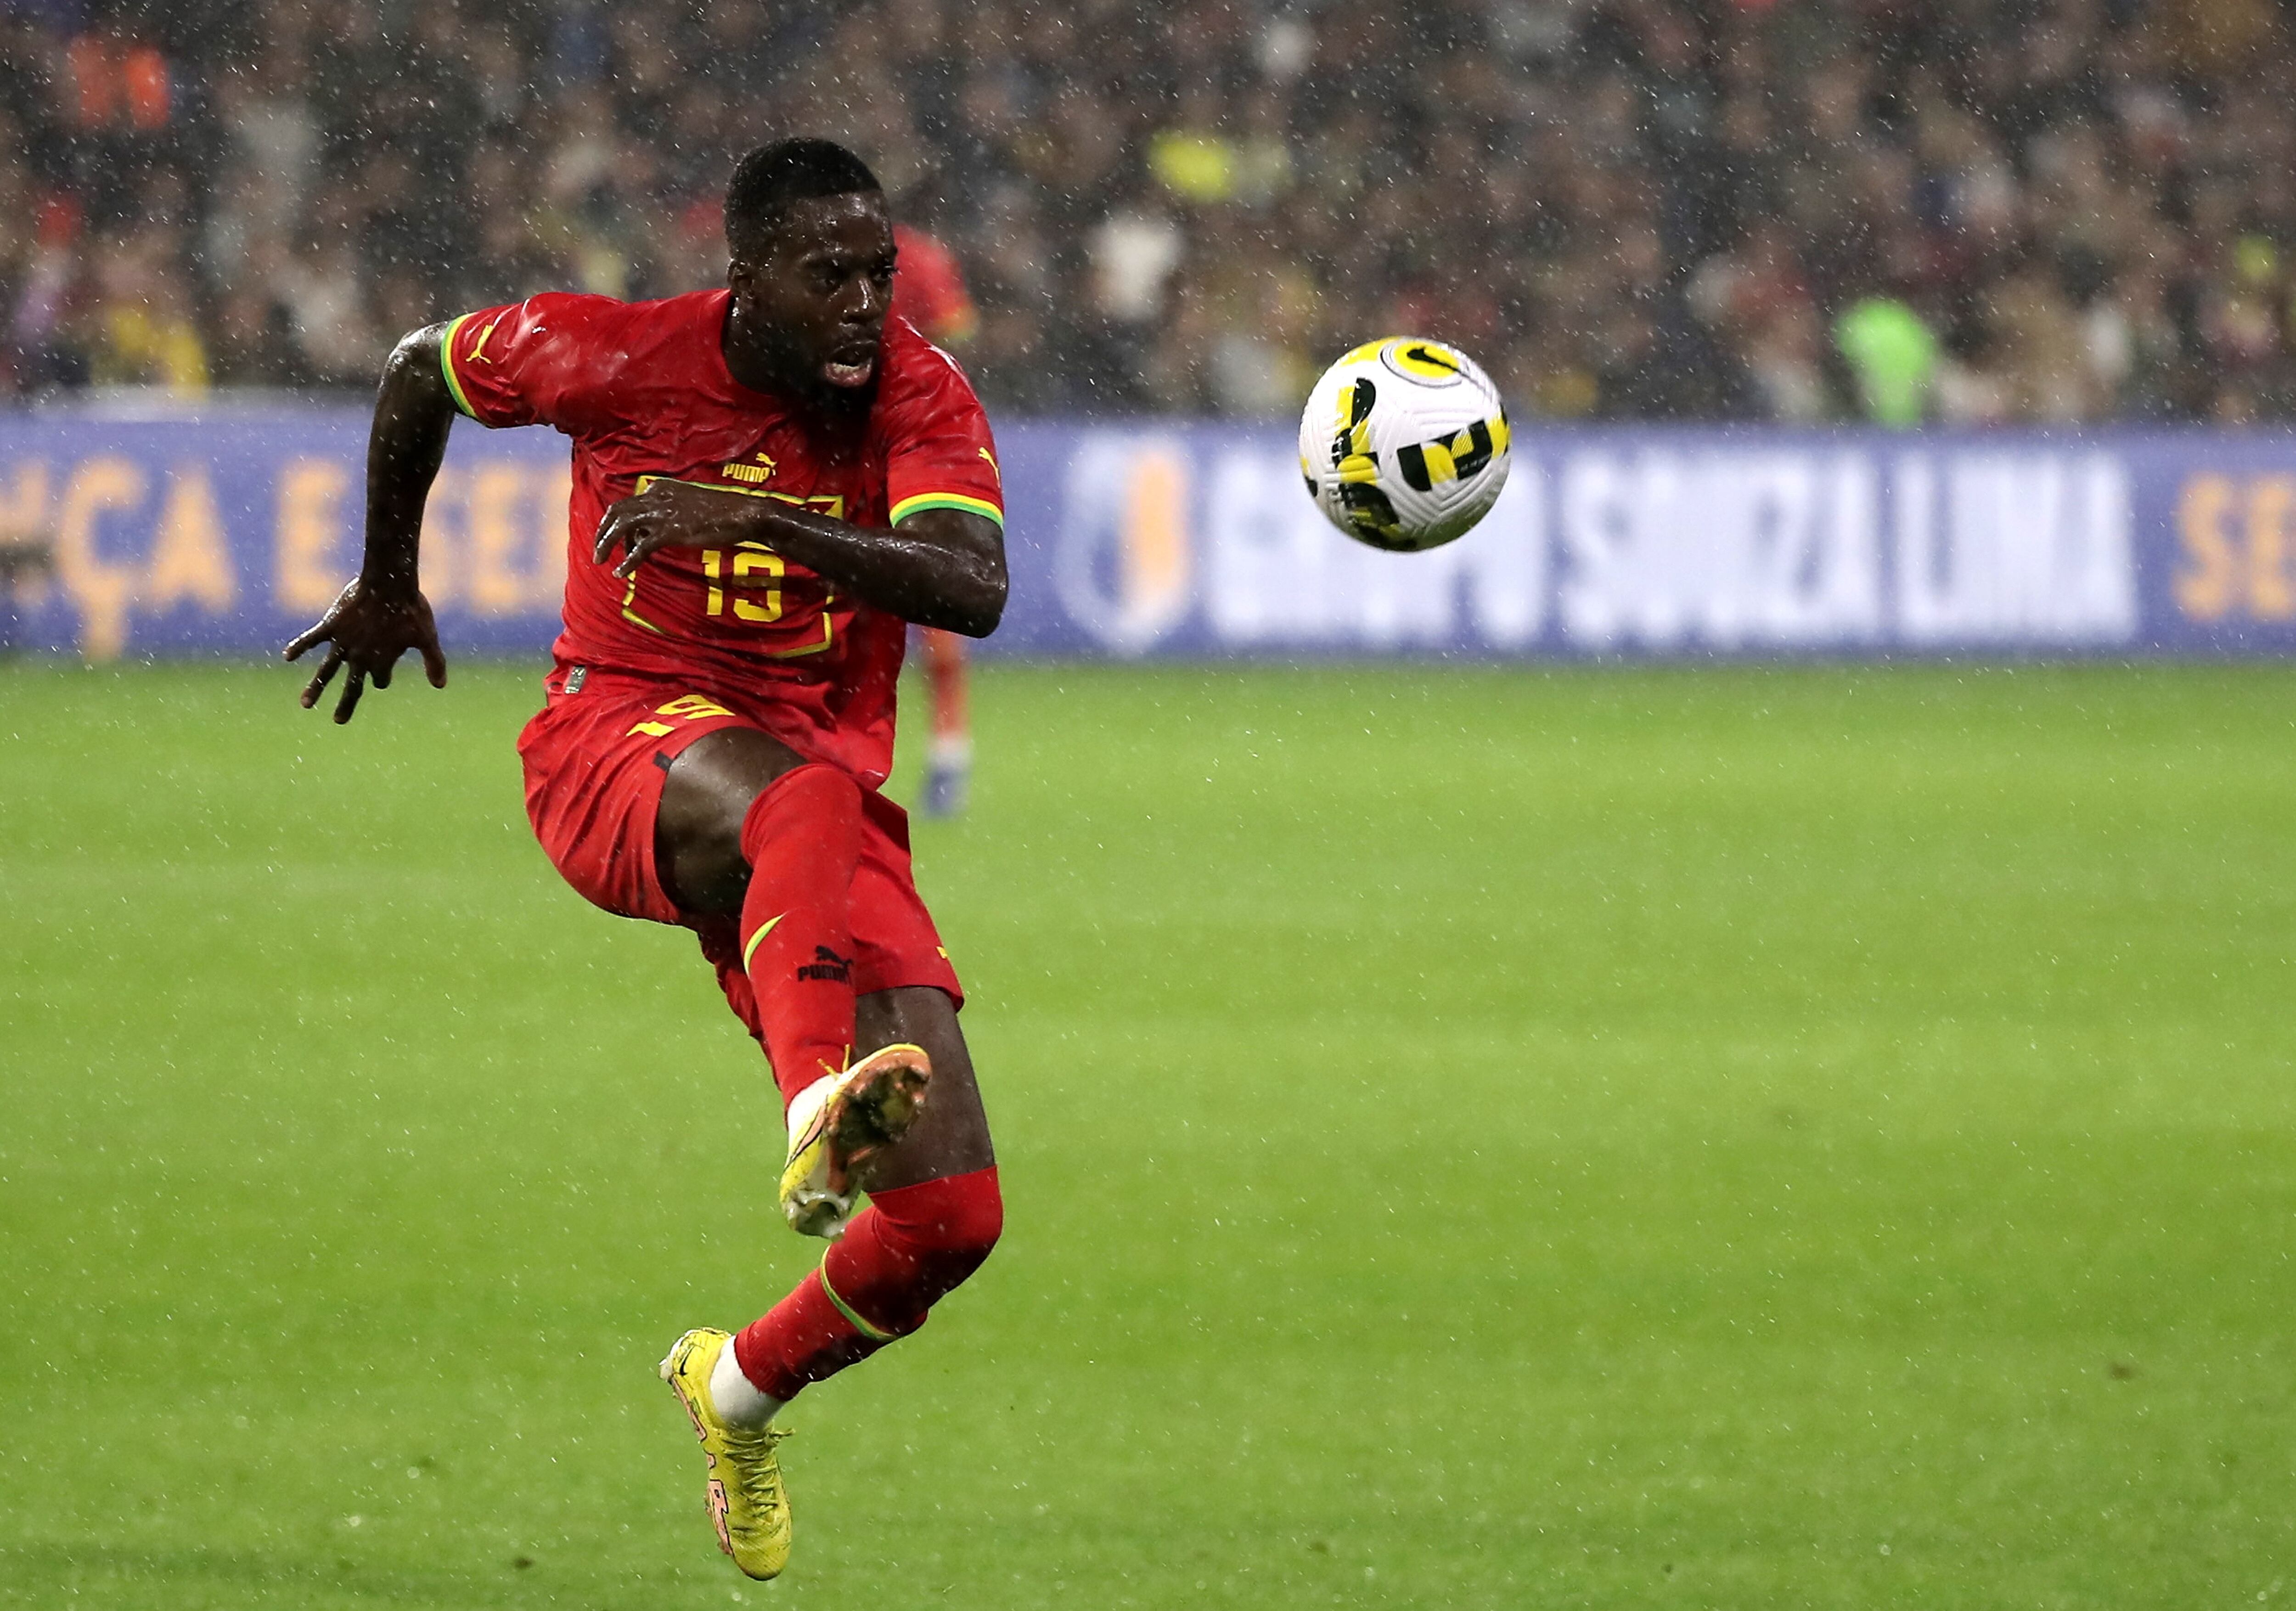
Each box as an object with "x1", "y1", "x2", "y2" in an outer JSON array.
[{"x1": 721, "y1": 453, "x2": 776, "y2": 484}]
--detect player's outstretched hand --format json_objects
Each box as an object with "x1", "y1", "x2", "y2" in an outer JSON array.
[
  {"x1": 595, "y1": 479, "x2": 767, "y2": 579},
  {"x1": 284, "y1": 576, "x2": 449, "y2": 725}
]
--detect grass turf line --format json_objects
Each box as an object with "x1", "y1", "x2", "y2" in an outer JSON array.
[{"x1": 0, "y1": 659, "x2": 2290, "y2": 1609}]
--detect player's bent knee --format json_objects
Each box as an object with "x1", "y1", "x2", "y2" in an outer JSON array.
[
  {"x1": 882, "y1": 1165, "x2": 1003, "y2": 1303},
  {"x1": 912, "y1": 1164, "x2": 1004, "y2": 1284},
  {"x1": 822, "y1": 1165, "x2": 1002, "y2": 1339}
]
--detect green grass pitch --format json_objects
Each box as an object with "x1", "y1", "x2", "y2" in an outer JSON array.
[{"x1": 1, "y1": 659, "x2": 2292, "y2": 1608}]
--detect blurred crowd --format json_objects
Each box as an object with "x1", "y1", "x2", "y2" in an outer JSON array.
[{"x1": 5, "y1": 0, "x2": 2296, "y2": 422}]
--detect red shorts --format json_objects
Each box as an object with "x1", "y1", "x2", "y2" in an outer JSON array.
[{"x1": 516, "y1": 662, "x2": 962, "y2": 1039}]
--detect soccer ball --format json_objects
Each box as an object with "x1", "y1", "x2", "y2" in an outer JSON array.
[{"x1": 1298, "y1": 338, "x2": 1511, "y2": 552}]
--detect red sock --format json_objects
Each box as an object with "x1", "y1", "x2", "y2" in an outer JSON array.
[
  {"x1": 923, "y1": 628, "x2": 969, "y2": 744},
  {"x1": 730, "y1": 1271, "x2": 881, "y2": 1402},
  {"x1": 737, "y1": 764, "x2": 864, "y2": 1108},
  {"x1": 732, "y1": 1166, "x2": 1003, "y2": 1403}
]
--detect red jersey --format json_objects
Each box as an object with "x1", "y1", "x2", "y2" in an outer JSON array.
[
  {"x1": 439, "y1": 289, "x2": 1003, "y2": 787},
  {"x1": 889, "y1": 225, "x2": 979, "y2": 346}
]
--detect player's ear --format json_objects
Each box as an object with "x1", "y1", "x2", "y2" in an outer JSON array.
[{"x1": 729, "y1": 254, "x2": 773, "y2": 301}]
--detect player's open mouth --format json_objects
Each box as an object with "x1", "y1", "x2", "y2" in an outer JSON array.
[{"x1": 821, "y1": 350, "x2": 877, "y2": 388}]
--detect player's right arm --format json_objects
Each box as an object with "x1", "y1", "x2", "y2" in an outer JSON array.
[{"x1": 284, "y1": 323, "x2": 456, "y2": 724}]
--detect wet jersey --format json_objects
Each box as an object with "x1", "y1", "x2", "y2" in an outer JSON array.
[{"x1": 438, "y1": 289, "x2": 1003, "y2": 786}]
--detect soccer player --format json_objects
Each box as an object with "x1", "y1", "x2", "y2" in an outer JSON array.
[
  {"x1": 284, "y1": 139, "x2": 1007, "y2": 1582},
  {"x1": 888, "y1": 217, "x2": 980, "y2": 817}
]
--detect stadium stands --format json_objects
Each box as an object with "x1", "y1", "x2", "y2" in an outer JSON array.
[{"x1": 2, "y1": 0, "x2": 2292, "y2": 422}]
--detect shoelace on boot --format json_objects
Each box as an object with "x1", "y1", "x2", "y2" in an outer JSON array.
[{"x1": 719, "y1": 1425, "x2": 792, "y2": 1523}]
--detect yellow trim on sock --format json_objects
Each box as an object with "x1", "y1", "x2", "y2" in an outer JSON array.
[
  {"x1": 741, "y1": 912, "x2": 787, "y2": 974},
  {"x1": 817, "y1": 1257, "x2": 897, "y2": 1342}
]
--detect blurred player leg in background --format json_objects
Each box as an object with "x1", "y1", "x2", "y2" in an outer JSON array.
[
  {"x1": 916, "y1": 625, "x2": 972, "y2": 817},
  {"x1": 889, "y1": 214, "x2": 983, "y2": 823}
]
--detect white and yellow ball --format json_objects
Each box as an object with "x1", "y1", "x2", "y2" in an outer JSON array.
[{"x1": 1298, "y1": 338, "x2": 1511, "y2": 552}]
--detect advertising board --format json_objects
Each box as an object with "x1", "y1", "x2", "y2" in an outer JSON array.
[{"x1": 2, "y1": 411, "x2": 2291, "y2": 660}]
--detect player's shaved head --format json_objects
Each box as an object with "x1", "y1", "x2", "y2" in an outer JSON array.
[{"x1": 725, "y1": 139, "x2": 883, "y2": 261}]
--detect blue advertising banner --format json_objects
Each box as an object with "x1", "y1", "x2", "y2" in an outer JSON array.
[{"x1": 2, "y1": 408, "x2": 2293, "y2": 660}]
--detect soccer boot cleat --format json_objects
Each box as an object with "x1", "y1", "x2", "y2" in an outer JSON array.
[
  {"x1": 778, "y1": 1042, "x2": 934, "y2": 1238},
  {"x1": 658, "y1": 1327, "x2": 793, "y2": 1580}
]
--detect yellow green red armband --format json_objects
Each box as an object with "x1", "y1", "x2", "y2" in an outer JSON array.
[
  {"x1": 889, "y1": 492, "x2": 1003, "y2": 528},
  {"x1": 438, "y1": 312, "x2": 480, "y2": 419}
]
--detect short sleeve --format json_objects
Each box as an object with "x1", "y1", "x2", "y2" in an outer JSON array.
[
  {"x1": 883, "y1": 336, "x2": 1004, "y2": 531},
  {"x1": 439, "y1": 293, "x2": 620, "y2": 433}
]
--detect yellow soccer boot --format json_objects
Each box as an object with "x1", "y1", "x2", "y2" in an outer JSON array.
[
  {"x1": 658, "y1": 1327, "x2": 792, "y2": 1579},
  {"x1": 779, "y1": 1042, "x2": 933, "y2": 1238}
]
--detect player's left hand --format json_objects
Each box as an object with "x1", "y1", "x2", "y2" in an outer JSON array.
[{"x1": 595, "y1": 480, "x2": 775, "y2": 579}]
